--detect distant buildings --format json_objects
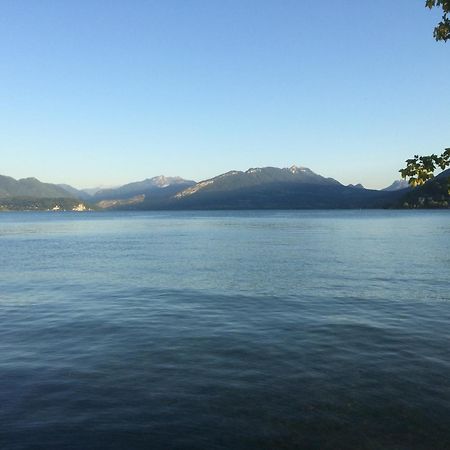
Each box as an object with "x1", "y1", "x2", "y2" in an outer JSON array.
[{"x1": 51, "y1": 203, "x2": 88, "y2": 212}]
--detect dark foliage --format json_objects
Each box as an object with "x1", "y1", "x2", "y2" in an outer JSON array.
[{"x1": 426, "y1": 0, "x2": 450, "y2": 41}]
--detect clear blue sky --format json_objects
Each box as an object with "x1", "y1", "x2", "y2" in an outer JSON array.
[{"x1": 1, "y1": 0, "x2": 449, "y2": 189}]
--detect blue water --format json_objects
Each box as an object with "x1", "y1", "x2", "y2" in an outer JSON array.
[{"x1": 1, "y1": 210, "x2": 449, "y2": 449}]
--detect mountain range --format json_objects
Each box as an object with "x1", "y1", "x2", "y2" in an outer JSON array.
[
  {"x1": 0, "y1": 175, "x2": 83, "y2": 211},
  {"x1": 1, "y1": 165, "x2": 448, "y2": 210},
  {"x1": 90, "y1": 176, "x2": 195, "y2": 202},
  {"x1": 137, "y1": 166, "x2": 407, "y2": 210},
  {"x1": 0, "y1": 175, "x2": 74, "y2": 199}
]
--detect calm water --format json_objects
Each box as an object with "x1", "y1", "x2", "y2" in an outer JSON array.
[{"x1": 1, "y1": 210, "x2": 449, "y2": 449}]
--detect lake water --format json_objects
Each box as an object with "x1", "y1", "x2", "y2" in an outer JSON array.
[{"x1": 1, "y1": 210, "x2": 449, "y2": 449}]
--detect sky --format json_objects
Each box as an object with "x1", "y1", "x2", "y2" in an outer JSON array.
[{"x1": 1, "y1": 0, "x2": 449, "y2": 189}]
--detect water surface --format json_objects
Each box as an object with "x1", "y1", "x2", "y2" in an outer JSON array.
[{"x1": 1, "y1": 210, "x2": 449, "y2": 449}]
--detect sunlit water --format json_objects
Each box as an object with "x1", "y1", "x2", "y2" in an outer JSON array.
[{"x1": 1, "y1": 210, "x2": 449, "y2": 449}]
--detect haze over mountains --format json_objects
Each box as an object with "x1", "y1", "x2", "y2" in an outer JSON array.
[
  {"x1": 91, "y1": 176, "x2": 195, "y2": 202},
  {"x1": 0, "y1": 165, "x2": 448, "y2": 210}
]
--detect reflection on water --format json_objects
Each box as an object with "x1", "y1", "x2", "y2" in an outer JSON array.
[{"x1": 0, "y1": 211, "x2": 449, "y2": 449}]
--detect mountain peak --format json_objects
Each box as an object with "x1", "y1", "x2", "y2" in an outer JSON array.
[
  {"x1": 150, "y1": 175, "x2": 171, "y2": 187},
  {"x1": 382, "y1": 179, "x2": 410, "y2": 191},
  {"x1": 287, "y1": 165, "x2": 311, "y2": 174},
  {"x1": 19, "y1": 177, "x2": 40, "y2": 182},
  {"x1": 245, "y1": 168, "x2": 262, "y2": 174}
]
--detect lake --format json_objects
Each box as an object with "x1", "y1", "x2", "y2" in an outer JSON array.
[{"x1": 0, "y1": 210, "x2": 449, "y2": 449}]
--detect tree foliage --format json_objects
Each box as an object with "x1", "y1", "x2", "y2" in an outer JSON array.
[
  {"x1": 400, "y1": 148, "x2": 450, "y2": 187},
  {"x1": 426, "y1": 0, "x2": 450, "y2": 41},
  {"x1": 398, "y1": 4, "x2": 449, "y2": 194}
]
